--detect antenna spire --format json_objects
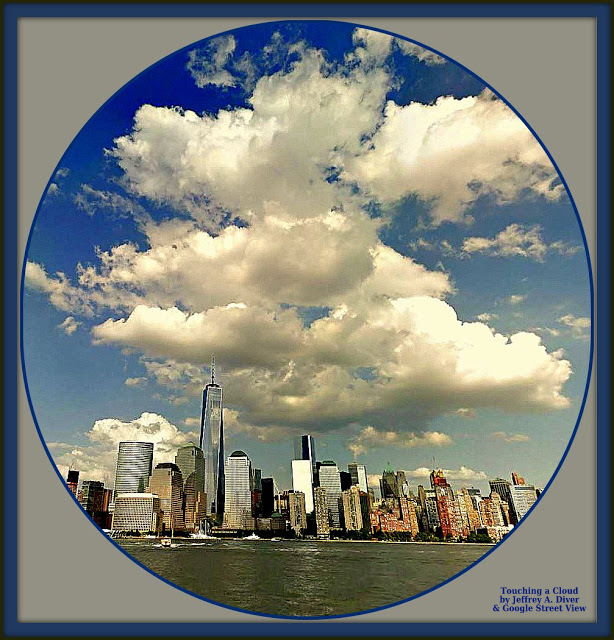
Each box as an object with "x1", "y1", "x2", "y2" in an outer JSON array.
[{"x1": 211, "y1": 354, "x2": 215, "y2": 385}]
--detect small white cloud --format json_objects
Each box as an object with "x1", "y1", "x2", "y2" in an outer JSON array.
[
  {"x1": 491, "y1": 431, "x2": 531, "y2": 443},
  {"x1": 57, "y1": 316, "x2": 81, "y2": 335},
  {"x1": 508, "y1": 294, "x2": 526, "y2": 305},
  {"x1": 348, "y1": 425, "x2": 452, "y2": 458},
  {"x1": 461, "y1": 224, "x2": 581, "y2": 262},
  {"x1": 403, "y1": 465, "x2": 488, "y2": 482},
  {"x1": 124, "y1": 377, "x2": 147, "y2": 387},
  {"x1": 186, "y1": 35, "x2": 238, "y2": 88},
  {"x1": 558, "y1": 314, "x2": 590, "y2": 339},
  {"x1": 396, "y1": 40, "x2": 446, "y2": 65},
  {"x1": 475, "y1": 313, "x2": 498, "y2": 322}
]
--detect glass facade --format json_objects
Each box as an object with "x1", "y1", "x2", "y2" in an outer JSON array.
[
  {"x1": 113, "y1": 441, "x2": 154, "y2": 501},
  {"x1": 318, "y1": 461, "x2": 342, "y2": 529},
  {"x1": 224, "y1": 451, "x2": 252, "y2": 529},
  {"x1": 199, "y1": 381, "x2": 224, "y2": 517},
  {"x1": 291, "y1": 459, "x2": 314, "y2": 513},
  {"x1": 348, "y1": 462, "x2": 368, "y2": 493}
]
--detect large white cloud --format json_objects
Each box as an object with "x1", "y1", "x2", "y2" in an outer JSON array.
[
  {"x1": 51, "y1": 412, "x2": 197, "y2": 486},
  {"x1": 27, "y1": 27, "x2": 575, "y2": 445},
  {"x1": 345, "y1": 91, "x2": 563, "y2": 224}
]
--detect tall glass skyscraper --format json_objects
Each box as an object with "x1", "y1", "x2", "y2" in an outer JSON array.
[
  {"x1": 318, "y1": 461, "x2": 343, "y2": 529},
  {"x1": 348, "y1": 462, "x2": 368, "y2": 493},
  {"x1": 294, "y1": 434, "x2": 317, "y2": 477},
  {"x1": 113, "y1": 441, "x2": 154, "y2": 500},
  {"x1": 176, "y1": 443, "x2": 207, "y2": 531},
  {"x1": 292, "y1": 459, "x2": 314, "y2": 513},
  {"x1": 199, "y1": 357, "x2": 225, "y2": 518},
  {"x1": 224, "y1": 450, "x2": 253, "y2": 529}
]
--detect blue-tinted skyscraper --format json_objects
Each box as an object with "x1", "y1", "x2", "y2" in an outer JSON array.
[
  {"x1": 199, "y1": 357, "x2": 225, "y2": 518},
  {"x1": 294, "y1": 434, "x2": 317, "y2": 482}
]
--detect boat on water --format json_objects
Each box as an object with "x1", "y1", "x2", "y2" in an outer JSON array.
[{"x1": 243, "y1": 533, "x2": 261, "y2": 540}]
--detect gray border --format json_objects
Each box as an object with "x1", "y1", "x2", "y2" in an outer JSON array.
[{"x1": 18, "y1": 17, "x2": 596, "y2": 623}]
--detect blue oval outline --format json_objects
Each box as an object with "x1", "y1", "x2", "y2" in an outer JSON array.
[{"x1": 19, "y1": 18, "x2": 595, "y2": 621}]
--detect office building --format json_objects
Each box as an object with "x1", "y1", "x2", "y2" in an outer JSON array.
[
  {"x1": 341, "y1": 485, "x2": 363, "y2": 531},
  {"x1": 318, "y1": 461, "x2": 343, "y2": 529},
  {"x1": 224, "y1": 451, "x2": 253, "y2": 529},
  {"x1": 288, "y1": 491, "x2": 307, "y2": 535},
  {"x1": 261, "y1": 477, "x2": 275, "y2": 517},
  {"x1": 147, "y1": 463, "x2": 185, "y2": 532},
  {"x1": 111, "y1": 493, "x2": 162, "y2": 534},
  {"x1": 79, "y1": 480, "x2": 105, "y2": 516},
  {"x1": 511, "y1": 471, "x2": 526, "y2": 486},
  {"x1": 340, "y1": 471, "x2": 352, "y2": 492},
  {"x1": 348, "y1": 462, "x2": 368, "y2": 493},
  {"x1": 113, "y1": 441, "x2": 154, "y2": 500},
  {"x1": 294, "y1": 434, "x2": 317, "y2": 482},
  {"x1": 199, "y1": 356, "x2": 225, "y2": 518},
  {"x1": 175, "y1": 443, "x2": 206, "y2": 532},
  {"x1": 489, "y1": 478, "x2": 517, "y2": 524},
  {"x1": 313, "y1": 486, "x2": 330, "y2": 538},
  {"x1": 291, "y1": 459, "x2": 314, "y2": 513},
  {"x1": 66, "y1": 469, "x2": 79, "y2": 496},
  {"x1": 510, "y1": 483, "x2": 538, "y2": 520}
]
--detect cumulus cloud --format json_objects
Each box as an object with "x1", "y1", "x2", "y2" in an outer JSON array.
[
  {"x1": 558, "y1": 314, "x2": 591, "y2": 339},
  {"x1": 461, "y1": 224, "x2": 581, "y2": 261},
  {"x1": 51, "y1": 412, "x2": 196, "y2": 486},
  {"x1": 57, "y1": 316, "x2": 81, "y2": 335},
  {"x1": 403, "y1": 466, "x2": 488, "y2": 482},
  {"x1": 475, "y1": 313, "x2": 498, "y2": 322},
  {"x1": 508, "y1": 294, "x2": 526, "y2": 305},
  {"x1": 491, "y1": 431, "x2": 530, "y2": 443},
  {"x1": 26, "y1": 27, "x2": 576, "y2": 445},
  {"x1": 347, "y1": 425, "x2": 453, "y2": 457},
  {"x1": 346, "y1": 91, "x2": 563, "y2": 224}
]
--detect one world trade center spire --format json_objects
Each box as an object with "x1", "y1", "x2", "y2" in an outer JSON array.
[{"x1": 199, "y1": 355, "x2": 225, "y2": 520}]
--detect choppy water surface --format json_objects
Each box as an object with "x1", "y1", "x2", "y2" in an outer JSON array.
[{"x1": 118, "y1": 539, "x2": 490, "y2": 616}]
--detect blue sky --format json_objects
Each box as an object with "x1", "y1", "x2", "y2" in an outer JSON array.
[{"x1": 23, "y1": 21, "x2": 591, "y2": 495}]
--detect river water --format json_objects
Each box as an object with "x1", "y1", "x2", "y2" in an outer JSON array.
[{"x1": 118, "y1": 538, "x2": 491, "y2": 617}]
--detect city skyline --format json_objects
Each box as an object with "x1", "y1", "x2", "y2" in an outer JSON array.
[
  {"x1": 23, "y1": 21, "x2": 591, "y2": 499},
  {"x1": 71, "y1": 428, "x2": 539, "y2": 546}
]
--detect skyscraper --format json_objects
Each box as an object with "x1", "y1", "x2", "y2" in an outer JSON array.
[
  {"x1": 313, "y1": 487, "x2": 330, "y2": 538},
  {"x1": 288, "y1": 491, "x2": 307, "y2": 535},
  {"x1": 175, "y1": 443, "x2": 206, "y2": 531},
  {"x1": 113, "y1": 441, "x2": 154, "y2": 500},
  {"x1": 318, "y1": 461, "x2": 343, "y2": 529},
  {"x1": 66, "y1": 469, "x2": 79, "y2": 496},
  {"x1": 348, "y1": 462, "x2": 368, "y2": 493},
  {"x1": 261, "y1": 477, "x2": 275, "y2": 518},
  {"x1": 291, "y1": 459, "x2": 314, "y2": 513},
  {"x1": 489, "y1": 478, "x2": 517, "y2": 524},
  {"x1": 510, "y1": 483, "x2": 538, "y2": 520},
  {"x1": 294, "y1": 435, "x2": 317, "y2": 482},
  {"x1": 147, "y1": 462, "x2": 185, "y2": 532},
  {"x1": 79, "y1": 480, "x2": 105, "y2": 516},
  {"x1": 199, "y1": 356, "x2": 225, "y2": 518},
  {"x1": 224, "y1": 451, "x2": 253, "y2": 529}
]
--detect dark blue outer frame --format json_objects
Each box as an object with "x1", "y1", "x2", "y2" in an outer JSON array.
[{"x1": 4, "y1": 3, "x2": 611, "y2": 637}]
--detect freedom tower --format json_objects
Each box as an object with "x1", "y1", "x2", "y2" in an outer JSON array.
[{"x1": 199, "y1": 356, "x2": 225, "y2": 520}]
